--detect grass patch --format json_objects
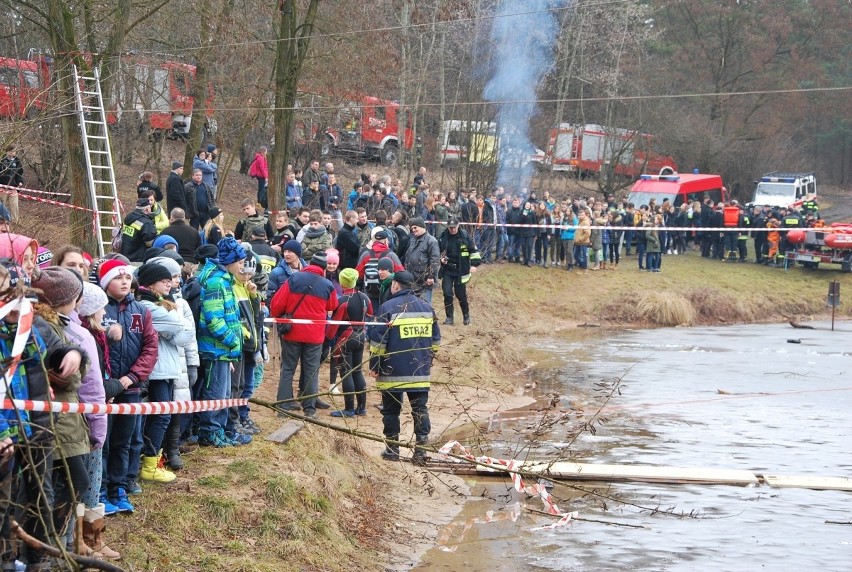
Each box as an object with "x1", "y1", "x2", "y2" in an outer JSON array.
[
  {"x1": 202, "y1": 496, "x2": 237, "y2": 525},
  {"x1": 197, "y1": 474, "x2": 229, "y2": 489},
  {"x1": 228, "y1": 459, "x2": 262, "y2": 480},
  {"x1": 265, "y1": 475, "x2": 297, "y2": 507}
]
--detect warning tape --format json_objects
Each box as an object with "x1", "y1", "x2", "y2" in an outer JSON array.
[
  {"x1": 0, "y1": 398, "x2": 247, "y2": 415},
  {"x1": 265, "y1": 317, "x2": 383, "y2": 326},
  {"x1": 0, "y1": 186, "x2": 95, "y2": 213},
  {"x1": 437, "y1": 440, "x2": 576, "y2": 531},
  {"x1": 424, "y1": 220, "x2": 796, "y2": 233},
  {"x1": 436, "y1": 502, "x2": 523, "y2": 552},
  {"x1": 0, "y1": 183, "x2": 70, "y2": 197}
]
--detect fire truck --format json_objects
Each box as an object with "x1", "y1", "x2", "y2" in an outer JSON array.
[
  {"x1": 320, "y1": 95, "x2": 412, "y2": 165},
  {"x1": 786, "y1": 224, "x2": 852, "y2": 272},
  {"x1": 0, "y1": 57, "x2": 47, "y2": 118},
  {"x1": 545, "y1": 123, "x2": 676, "y2": 178},
  {"x1": 0, "y1": 52, "x2": 214, "y2": 137}
]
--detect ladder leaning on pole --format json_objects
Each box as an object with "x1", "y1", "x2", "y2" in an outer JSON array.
[{"x1": 72, "y1": 65, "x2": 122, "y2": 258}]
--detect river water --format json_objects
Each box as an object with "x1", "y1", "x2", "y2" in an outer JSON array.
[{"x1": 417, "y1": 321, "x2": 852, "y2": 571}]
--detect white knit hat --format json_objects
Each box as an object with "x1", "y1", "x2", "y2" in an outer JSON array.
[{"x1": 78, "y1": 282, "x2": 108, "y2": 318}]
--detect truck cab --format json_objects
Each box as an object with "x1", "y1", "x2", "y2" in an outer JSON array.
[
  {"x1": 749, "y1": 172, "x2": 816, "y2": 210},
  {"x1": 627, "y1": 172, "x2": 726, "y2": 208}
]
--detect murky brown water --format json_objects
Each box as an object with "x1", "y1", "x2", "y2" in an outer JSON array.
[{"x1": 416, "y1": 321, "x2": 852, "y2": 571}]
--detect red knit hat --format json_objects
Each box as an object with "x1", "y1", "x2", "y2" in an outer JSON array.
[{"x1": 98, "y1": 259, "x2": 134, "y2": 289}]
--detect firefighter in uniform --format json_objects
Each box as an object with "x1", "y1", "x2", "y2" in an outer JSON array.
[
  {"x1": 779, "y1": 207, "x2": 803, "y2": 259},
  {"x1": 438, "y1": 217, "x2": 481, "y2": 326},
  {"x1": 751, "y1": 206, "x2": 768, "y2": 264},
  {"x1": 369, "y1": 270, "x2": 441, "y2": 465},
  {"x1": 801, "y1": 195, "x2": 819, "y2": 216},
  {"x1": 736, "y1": 205, "x2": 751, "y2": 262}
]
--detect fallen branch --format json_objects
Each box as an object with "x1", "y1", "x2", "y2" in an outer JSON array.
[
  {"x1": 525, "y1": 505, "x2": 648, "y2": 528},
  {"x1": 11, "y1": 520, "x2": 128, "y2": 572},
  {"x1": 825, "y1": 520, "x2": 852, "y2": 525}
]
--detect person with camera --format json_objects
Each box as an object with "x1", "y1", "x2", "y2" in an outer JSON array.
[{"x1": 437, "y1": 217, "x2": 481, "y2": 325}]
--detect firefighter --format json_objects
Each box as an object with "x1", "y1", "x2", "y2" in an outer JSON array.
[
  {"x1": 369, "y1": 271, "x2": 441, "y2": 465},
  {"x1": 736, "y1": 204, "x2": 750, "y2": 262},
  {"x1": 766, "y1": 214, "x2": 781, "y2": 265},
  {"x1": 801, "y1": 194, "x2": 819, "y2": 216},
  {"x1": 438, "y1": 217, "x2": 481, "y2": 326},
  {"x1": 722, "y1": 202, "x2": 740, "y2": 261},
  {"x1": 780, "y1": 207, "x2": 803, "y2": 255}
]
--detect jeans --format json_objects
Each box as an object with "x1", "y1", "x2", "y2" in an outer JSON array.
[
  {"x1": 637, "y1": 243, "x2": 647, "y2": 268},
  {"x1": 197, "y1": 360, "x2": 232, "y2": 437},
  {"x1": 142, "y1": 379, "x2": 174, "y2": 456},
  {"x1": 128, "y1": 414, "x2": 143, "y2": 481},
  {"x1": 336, "y1": 335, "x2": 367, "y2": 412},
  {"x1": 496, "y1": 232, "x2": 508, "y2": 259},
  {"x1": 520, "y1": 236, "x2": 534, "y2": 264},
  {"x1": 239, "y1": 358, "x2": 258, "y2": 419},
  {"x1": 534, "y1": 234, "x2": 549, "y2": 264},
  {"x1": 508, "y1": 235, "x2": 521, "y2": 260},
  {"x1": 226, "y1": 356, "x2": 246, "y2": 433},
  {"x1": 420, "y1": 286, "x2": 433, "y2": 305},
  {"x1": 573, "y1": 244, "x2": 588, "y2": 269},
  {"x1": 106, "y1": 391, "x2": 141, "y2": 494},
  {"x1": 646, "y1": 252, "x2": 661, "y2": 270},
  {"x1": 277, "y1": 341, "x2": 323, "y2": 414},
  {"x1": 381, "y1": 390, "x2": 431, "y2": 440},
  {"x1": 623, "y1": 229, "x2": 634, "y2": 254},
  {"x1": 257, "y1": 177, "x2": 268, "y2": 209}
]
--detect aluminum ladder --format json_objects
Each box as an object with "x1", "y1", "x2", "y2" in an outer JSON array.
[{"x1": 72, "y1": 65, "x2": 122, "y2": 257}]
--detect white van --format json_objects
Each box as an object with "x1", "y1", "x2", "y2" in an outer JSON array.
[{"x1": 750, "y1": 172, "x2": 816, "y2": 209}]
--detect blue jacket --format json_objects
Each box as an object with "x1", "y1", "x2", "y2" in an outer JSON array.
[
  {"x1": 267, "y1": 257, "x2": 305, "y2": 299},
  {"x1": 197, "y1": 260, "x2": 242, "y2": 361},
  {"x1": 560, "y1": 214, "x2": 577, "y2": 240},
  {"x1": 105, "y1": 294, "x2": 158, "y2": 392},
  {"x1": 286, "y1": 182, "x2": 302, "y2": 209},
  {"x1": 192, "y1": 157, "x2": 218, "y2": 190},
  {"x1": 368, "y1": 289, "x2": 440, "y2": 391}
]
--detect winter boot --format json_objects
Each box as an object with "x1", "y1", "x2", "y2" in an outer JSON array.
[
  {"x1": 381, "y1": 436, "x2": 400, "y2": 461},
  {"x1": 164, "y1": 418, "x2": 184, "y2": 471},
  {"x1": 443, "y1": 316, "x2": 454, "y2": 325},
  {"x1": 83, "y1": 504, "x2": 121, "y2": 561},
  {"x1": 140, "y1": 453, "x2": 177, "y2": 484},
  {"x1": 412, "y1": 436, "x2": 429, "y2": 466},
  {"x1": 463, "y1": 315, "x2": 471, "y2": 326}
]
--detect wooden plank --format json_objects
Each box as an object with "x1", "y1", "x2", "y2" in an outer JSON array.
[
  {"x1": 517, "y1": 461, "x2": 759, "y2": 486},
  {"x1": 265, "y1": 421, "x2": 303, "y2": 444},
  {"x1": 760, "y1": 475, "x2": 852, "y2": 491}
]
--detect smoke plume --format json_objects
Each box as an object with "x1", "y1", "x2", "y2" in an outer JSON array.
[{"x1": 483, "y1": 1, "x2": 562, "y2": 191}]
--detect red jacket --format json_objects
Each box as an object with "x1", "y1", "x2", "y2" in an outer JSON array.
[
  {"x1": 270, "y1": 265, "x2": 338, "y2": 344},
  {"x1": 249, "y1": 152, "x2": 269, "y2": 179},
  {"x1": 355, "y1": 242, "x2": 404, "y2": 280}
]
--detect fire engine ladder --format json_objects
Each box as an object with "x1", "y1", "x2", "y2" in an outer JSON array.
[{"x1": 72, "y1": 65, "x2": 121, "y2": 257}]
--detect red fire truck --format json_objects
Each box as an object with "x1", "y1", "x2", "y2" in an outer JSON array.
[
  {"x1": 0, "y1": 57, "x2": 48, "y2": 118},
  {"x1": 545, "y1": 123, "x2": 676, "y2": 178},
  {"x1": 1, "y1": 53, "x2": 214, "y2": 137},
  {"x1": 320, "y1": 95, "x2": 412, "y2": 165}
]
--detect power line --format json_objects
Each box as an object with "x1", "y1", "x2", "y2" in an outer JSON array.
[
  {"x1": 114, "y1": 85, "x2": 852, "y2": 115},
  {"x1": 77, "y1": 0, "x2": 634, "y2": 57}
]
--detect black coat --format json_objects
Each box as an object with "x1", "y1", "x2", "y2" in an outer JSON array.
[
  {"x1": 158, "y1": 220, "x2": 201, "y2": 263},
  {"x1": 335, "y1": 223, "x2": 362, "y2": 270},
  {"x1": 166, "y1": 172, "x2": 187, "y2": 216}
]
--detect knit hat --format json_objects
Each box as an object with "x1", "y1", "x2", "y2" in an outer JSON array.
[
  {"x1": 377, "y1": 257, "x2": 394, "y2": 272},
  {"x1": 32, "y1": 266, "x2": 83, "y2": 307},
  {"x1": 392, "y1": 270, "x2": 414, "y2": 286},
  {"x1": 136, "y1": 197, "x2": 150, "y2": 208},
  {"x1": 152, "y1": 235, "x2": 178, "y2": 250},
  {"x1": 310, "y1": 251, "x2": 327, "y2": 269},
  {"x1": 36, "y1": 247, "x2": 53, "y2": 269},
  {"x1": 171, "y1": 161, "x2": 183, "y2": 170},
  {"x1": 409, "y1": 217, "x2": 426, "y2": 230},
  {"x1": 196, "y1": 244, "x2": 219, "y2": 263},
  {"x1": 339, "y1": 267, "x2": 358, "y2": 289},
  {"x1": 208, "y1": 206, "x2": 222, "y2": 221},
  {"x1": 78, "y1": 282, "x2": 108, "y2": 318},
  {"x1": 217, "y1": 236, "x2": 246, "y2": 266},
  {"x1": 157, "y1": 249, "x2": 185, "y2": 266},
  {"x1": 325, "y1": 248, "x2": 339, "y2": 265},
  {"x1": 135, "y1": 262, "x2": 172, "y2": 287},
  {"x1": 207, "y1": 144, "x2": 217, "y2": 153},
  {"x1": 99, "y1": 259, "x2": 134, "y2": 289},
  {"x1": 143, "y1": 247, "x2": 165, "y2": 262},
  {"x1": 148, "y1": 256, "x2": 182, "y2": 279},
  {"x1": 282, "y1": 239, "x2": 302, "y2": 257},
  {"x1": 241, "y1": 254, "x2": 257, "y2": 275}
]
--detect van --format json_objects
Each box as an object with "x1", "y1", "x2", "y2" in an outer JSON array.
[
  {"x1": 627, "y1": 172, "x2": 726, "y2": 208},
  {"x1": 749, "y1": 172, "x2": 816, "y2": 210}
]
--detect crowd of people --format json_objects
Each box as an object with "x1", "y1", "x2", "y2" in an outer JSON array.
[{"x1": 0, "y1": 147, "x2": 826, "y2": 568}]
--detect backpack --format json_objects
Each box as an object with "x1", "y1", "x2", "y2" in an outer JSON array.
[
  {"x1": 363, "y1": 250, "x2": 391, "y2": 296},
  {"x1": 242, "y1": 214, "x2": 269, "y2": 240},
  {"x1": 110, "y1": 225, "x2": 123, "y2": 252}
]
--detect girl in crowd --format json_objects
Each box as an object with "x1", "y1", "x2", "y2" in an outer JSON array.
[
  {"x1": 549, "y1": 205, "x2": 563, "y2": 266},
  {"x1": 646, "y1": 215, "x2": 663, "y2": 272},
  {"x1": 534, "y1": 201, "x2": 552, "y2": 268},
  {"x1": 559, "y1": 206, "x2": 577, "y2": 270},
  {"x1": 202, "y1": 207, "x2": 224, "y2": 246},
  {"x1": 0, "y1": 233, "x2": 37, "y2": 277}
]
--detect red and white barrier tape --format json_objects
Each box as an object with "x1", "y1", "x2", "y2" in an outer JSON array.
[
  {"x1": 436, "y1": 502, "x2": 522, "y2": 552},
  {"x1": 437, "y1": 440, "x2": 576, "y2": 531},
  {"x1": 0, "y1": 398, "x2": 247, "y2": 415},
  {"x1": 0, "y1": 183, "x2": 70, "y2": 197},
  {"x1": 424, "y1": 220, "x2": 793, "y2": 232},
  {"x1": 265, "y1": 317, "x2": 383, "y2": 326},
  {"x1": 0, "y1": 186, "x2": 95, "y2": 213}
]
